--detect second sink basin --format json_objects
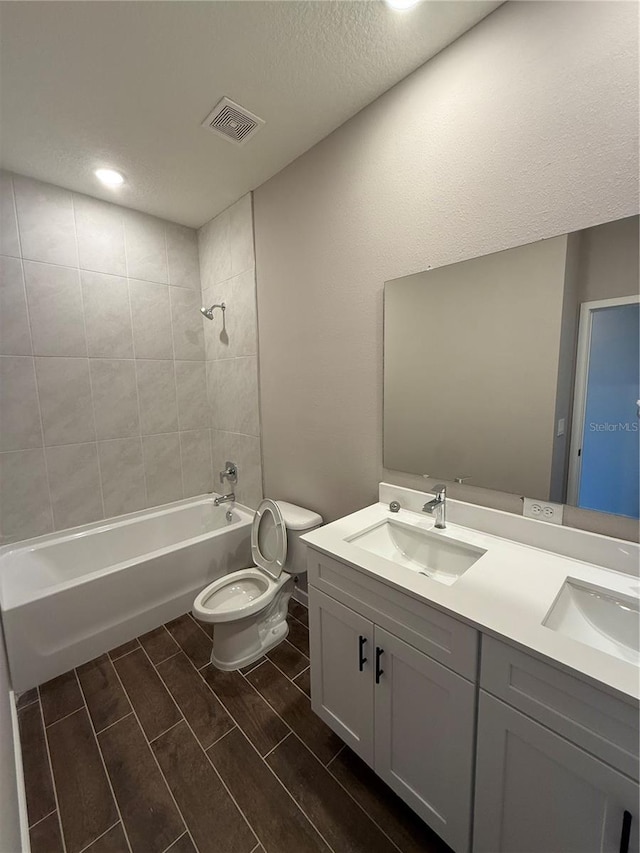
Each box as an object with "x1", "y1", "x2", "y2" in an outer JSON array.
[
  {"x1": 544, "y1": 578, "x2": 640, "y2": 665},
  {"x1": 346, "y1": 518, "x2": 486, "y2": 585}
]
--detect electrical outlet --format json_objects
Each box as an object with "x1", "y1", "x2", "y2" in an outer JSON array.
[{"x1": 522, "y1": 497, "x2": 564, "y2": 525}]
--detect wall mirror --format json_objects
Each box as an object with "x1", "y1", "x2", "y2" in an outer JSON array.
[{"x1": 383, "y1": 215, "x2": 639, "y2": 519}]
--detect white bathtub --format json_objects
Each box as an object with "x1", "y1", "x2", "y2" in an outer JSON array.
[{"x1": 0, "y1": 495, "x2": 253, "y2": 692}]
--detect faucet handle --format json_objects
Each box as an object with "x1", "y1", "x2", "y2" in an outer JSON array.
[
  {"x1": 219, "y1": 462, "x2": 238, "y2": 484},
  {"x1": 432, "y1": 484, "x2": 447, "y2": 497}
]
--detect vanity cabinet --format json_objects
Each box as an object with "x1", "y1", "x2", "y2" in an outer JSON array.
[
  {"x1": 309, "y1": 583, "x2": 476, "y2": 853},
  {"x1": 474, "y1": 692, "x2": 639, "y2": 853}
]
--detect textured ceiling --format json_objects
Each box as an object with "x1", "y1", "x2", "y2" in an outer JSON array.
[{"x1": 0, "y1": 0, "x2": 501, "y2": 227}]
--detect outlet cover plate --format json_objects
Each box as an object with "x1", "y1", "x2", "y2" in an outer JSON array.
[{"x1": 522, "y1": 497, "x2": 564, "y2": 525}]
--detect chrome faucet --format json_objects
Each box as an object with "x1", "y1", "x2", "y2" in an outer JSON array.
[
  {"x1": 214, "y1": 493, "x2": 235, "y2": 506},
  {"x1": 219, "y1": 462, "x2": 238, "y2": 485},
  {"x1": 423, "y1": 484, "x2": 447, "y2": 529}
]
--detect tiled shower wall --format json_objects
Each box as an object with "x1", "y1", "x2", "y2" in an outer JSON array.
[
  {"x1": 198, "y1": 195, "x2": 263, "y2": 510},
  {"x1": 0, "y1": 171, "x2": 210, "y2": 544}
]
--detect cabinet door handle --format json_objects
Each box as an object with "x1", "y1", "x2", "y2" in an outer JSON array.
[
  {"x1": 358, "y1": 635, "x2": 367, "y2": 671},
  {"x1": 620, "y1": 810, "x2": 632, "y2": 853},
  {"x1": 375, "y1": 647, "x2": 384, "y2": 684}
]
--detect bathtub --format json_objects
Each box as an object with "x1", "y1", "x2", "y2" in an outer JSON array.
[{"x1": 0, "y1": 495, "x2": 253, "y2": 692}]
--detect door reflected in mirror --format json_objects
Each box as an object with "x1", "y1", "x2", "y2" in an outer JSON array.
[{"x1": 383, "y1": 215, "x2": 639, "y2": 519}]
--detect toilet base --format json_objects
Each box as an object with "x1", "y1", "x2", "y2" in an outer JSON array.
[
  {"x1": 208, "y1": 575, "x2": 294, "y2": 671},
  {"x1": 211, "y1": 621, "x2": 289, "y2": 671}
]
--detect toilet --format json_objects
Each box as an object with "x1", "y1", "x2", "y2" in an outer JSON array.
[{"x1": 193, "y1": 499, "x2": 323, "y2": 670}]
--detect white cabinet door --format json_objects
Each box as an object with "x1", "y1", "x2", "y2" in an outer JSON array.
[
  {"x1": 373, "y1": 626, "x2": 476, "y2": 853},
  {"x1": 309, "y1": 588, "x2": 374, "y2": 765},
  {"x1": 474, "y1": 691, "x2": 640, "y2": 853}
]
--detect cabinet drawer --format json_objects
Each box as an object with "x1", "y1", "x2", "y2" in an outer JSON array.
[
  {"x1": 481, "y1": 635, "x2": 639, "y2": 780},
  {"x1": 307, "y1": 547, "x2": 478, "y2": 681}
]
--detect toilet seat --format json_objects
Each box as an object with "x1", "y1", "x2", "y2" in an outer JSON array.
[{"x1": 193, "y1": 500, "x2": 289, "y2": 624}]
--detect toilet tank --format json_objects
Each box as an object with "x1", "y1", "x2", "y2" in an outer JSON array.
[{"x1": 275, "y1": 501, "x2": 323, "y2": 576}]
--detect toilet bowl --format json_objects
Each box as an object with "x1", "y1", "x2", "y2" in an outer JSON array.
[{"x1": 193, "y1": 498, "x2": 322, "y2": 670}]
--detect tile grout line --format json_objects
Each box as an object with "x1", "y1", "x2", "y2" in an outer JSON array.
[
  {"x1": 261, "y1": 730, "x2": 292, "y2": 760},
  {"x1": 160, "y1": 829, "x2": 188, "y2": 853},
  {"x1": 94, "y1": 710, "x2": 134, "y2": 737},
  {"x1": 72, "y1": 668, "x2": 135, "y2": 853},
  {"x1": 324, "y1": 744, "x2": 345, "y2": 769},
  {"x1": 44, "y1": 704, "x2": 85, "y2": 730},
  {"x1": 27, "y1": 807, "x2": 57, "y2": 831},
  {"x1": 36, "y1": 686, "x2": 68, "y2": 853},
  {"x1": 76, "y1": 819, "x2": 120, "y2": 853},
  {"x1": 205, "y1": 724, "x2": 237, "y2": 752},
  {"x1": 139, "y1": 642, "x2": 260, "y2": 852},
  {"x1": 148, "y1": 717, "x2": 184, "y2": 745},
  {"x1": 108, "y1": 643, "x2": 141, "y2": 663}
]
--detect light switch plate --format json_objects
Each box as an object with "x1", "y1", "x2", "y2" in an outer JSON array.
[{"x1": 522, "y1": 497, "x2": 564, "y2": 525}]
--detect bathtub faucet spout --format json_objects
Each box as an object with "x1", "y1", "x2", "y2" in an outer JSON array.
[{"x1": 214, "y1": 493, "x2": 235, "y2": 506}]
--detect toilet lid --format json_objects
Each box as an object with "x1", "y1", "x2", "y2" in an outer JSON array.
[{"x1": 251, "y1": 499, "x2": 287, "y2": 580}]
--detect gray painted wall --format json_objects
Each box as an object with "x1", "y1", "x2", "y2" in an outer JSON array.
[{"x1": 254, "y1": 1, "x2": 639, "y2": 540}]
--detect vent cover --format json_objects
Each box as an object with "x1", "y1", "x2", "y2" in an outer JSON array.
[{"x1": 201, "y1": 97, "x2": 265, "y2": 146}]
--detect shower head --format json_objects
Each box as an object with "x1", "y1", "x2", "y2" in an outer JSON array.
[{"x1": 201, "y1": 303, "x2": 225, "y2": 320}]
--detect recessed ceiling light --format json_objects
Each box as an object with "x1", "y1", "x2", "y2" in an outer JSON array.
[
  {"x1": 95, "y1": 168, "x2": 125, "y2": 187},
  {"x1": 385, "y1": 0, "x2": 422, "y2": 9}
]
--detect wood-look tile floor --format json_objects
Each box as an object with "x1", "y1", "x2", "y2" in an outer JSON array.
[{"x1": 17, "y1": 600, "x2": 451, "y2": 853}]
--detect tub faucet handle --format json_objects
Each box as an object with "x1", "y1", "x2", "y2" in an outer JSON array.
[{"x1": 220, "y1": 462, "x2": 238, "y2": 484}]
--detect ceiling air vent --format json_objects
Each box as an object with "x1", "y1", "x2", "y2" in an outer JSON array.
[{"x1": 201, "y1": 97, "x2": 265, "y2": 146}]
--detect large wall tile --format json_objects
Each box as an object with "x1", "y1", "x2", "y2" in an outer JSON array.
[
  {"x1": 0, "y1": 356, "x2": 42, "y2": 451},
  {"x1": 170, "y1": 287, "x2": 205, "y2": 361},
  {"x1": 175, "y1": 362, "x2": 209, "y2": 430},
  {"x1": 129, "y1": 280, "x2": 173, "y2": 359},
  {"x1": 166, "y1": 223, "x2": 200, "y2": 291},
  {"x1": 36, "y1": 357, "x2": 96, "y2": 445},
  {"x1": 74, "y1": 194, "x2": 126, "y2": 276},
  {"x1": 82, "y1": 271, "x2": 134, "y2": 358},
  {"x1": 13, "y1": 175, "x2": 77, "y2": 267},
  {"x1": 208, "y1": 357, "x2": 260, "y2": 436},
  {"x1": 0, "y1": 171, "x2": 20, "y2": 257},
  {"x1": 98, "y1": 438, "x2": 146, "y2": 518},
  {"x1": 142, "y1": 433, "x2": 183, "y2": 507},
  {"x1": 197, "y1": 213, "x2": 231, "y2": 289},
  {"x1": 228, "y1": 195, "x2": 254, "y2": 277},
  {"x1": 24, "y1": 262, "x2": 87, "y2": 357},
  {"x1": 203, "y1": 270, "x2": 257, "y2": 360},
  {"x1": 0, "y1": 449, "x2": 53, "y2": 542},
  {"x1": 0, "y1": 256, "x2": 31, "y2": 355},
  {"x1": 136, "y1": 360, "x2": 178, "y2": 435},
  {"x1": 180, "y1": 430, "x2": 212, "y2": 497},
  {"x1": 124, "y1": 212, "x2": 168, "y2": 284},
  {"x1": 46, "y1": 443, "x2": 103, "y2": 529},
  {"x1": 211, "y1": 430, "x2": 263, "y2": 509},
  {"x1": 90, "y1": 359, "x2": 140, "y2": 439}
]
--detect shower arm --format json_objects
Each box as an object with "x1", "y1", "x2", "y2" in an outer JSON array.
[{"x1": 201, "y1": 303, "x2": 225, "y2": 320}]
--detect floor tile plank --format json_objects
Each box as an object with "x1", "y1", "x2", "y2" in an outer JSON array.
[
  {"x1": 77, "y1": 654, "x2": 132, "y2": 733},
  {"x1": 286, "y1": 619, "x2": 310, "y2": 656},
  {"x1": 84, "y1": 822, "x2": 130, "y2": 853},
  {"x1": 139, "y1": 626, "x2": 180, "y2": 665},
  {"x1": 267, "y1": 735, "x2": 398, "y2": 853},
  {"x1": 108, "y1": 639, "x2": 140, "y2": 661},
  {"x1": 98, "y1": 714, "x2": 184, "y2": 853},
  {"x1": 289, "y1": 600, "x2": 309, "y2": 627},
  {"x1": 29, "y1": 812, "x2": 63, "y2": 853},
  {"x1": 208, "y1": 727, "x2": 330, "y2": 853},
  {"x1": 113, "y1": 648, "x2": 181, "y2": 741},
  {"x1": 247, "y1": 661, "x2": 341, "y2": 765},
  {"x1": 293, "y1": 668, "x2": 311, "y2": 698},
  {"x1": 17, "y1": 702, "x2": 56, "y2": 825},
  {"x1": 267, "y1": 640, "x2": 309, "y2": 679},
  {"x1": 329, "y1": 747, "x2": 452, "y2": 853},
  {"x1": 40, "y1": 670, "x2": 84, "y2": 726},
  {"x1": 190, "y1": 612, "x2": 214, "y2": 638},
  {"x1": 156, "y1": 652, "x2": 234, "y2": 749},
  {"x1": 165, "y1": 615, "x2": 212, "y2": 669},
  {"x1": 17, "y1": 687, "x2": 39, "y2": 709},
  {"x1": 202, "y1": 665, "x2": 289, "y2": 756},
  {"x1": 152, "y1": 721, "x2": 256, "y2": 853},
  {"x1": 47, "y1": 708, "x2": 118, "y2": 853}
]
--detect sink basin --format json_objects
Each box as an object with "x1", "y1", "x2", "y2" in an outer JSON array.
[
  {"x1": 544, "y1": 578, "x2": 640, "y2": 665},
  {"x1": 346, "y1": 519, "x2": 486, "y2": 586}
]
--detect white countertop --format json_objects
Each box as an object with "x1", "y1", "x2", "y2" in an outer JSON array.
[{"x1": 302, "y1": 485, "x2": 640, "y2": 704}]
